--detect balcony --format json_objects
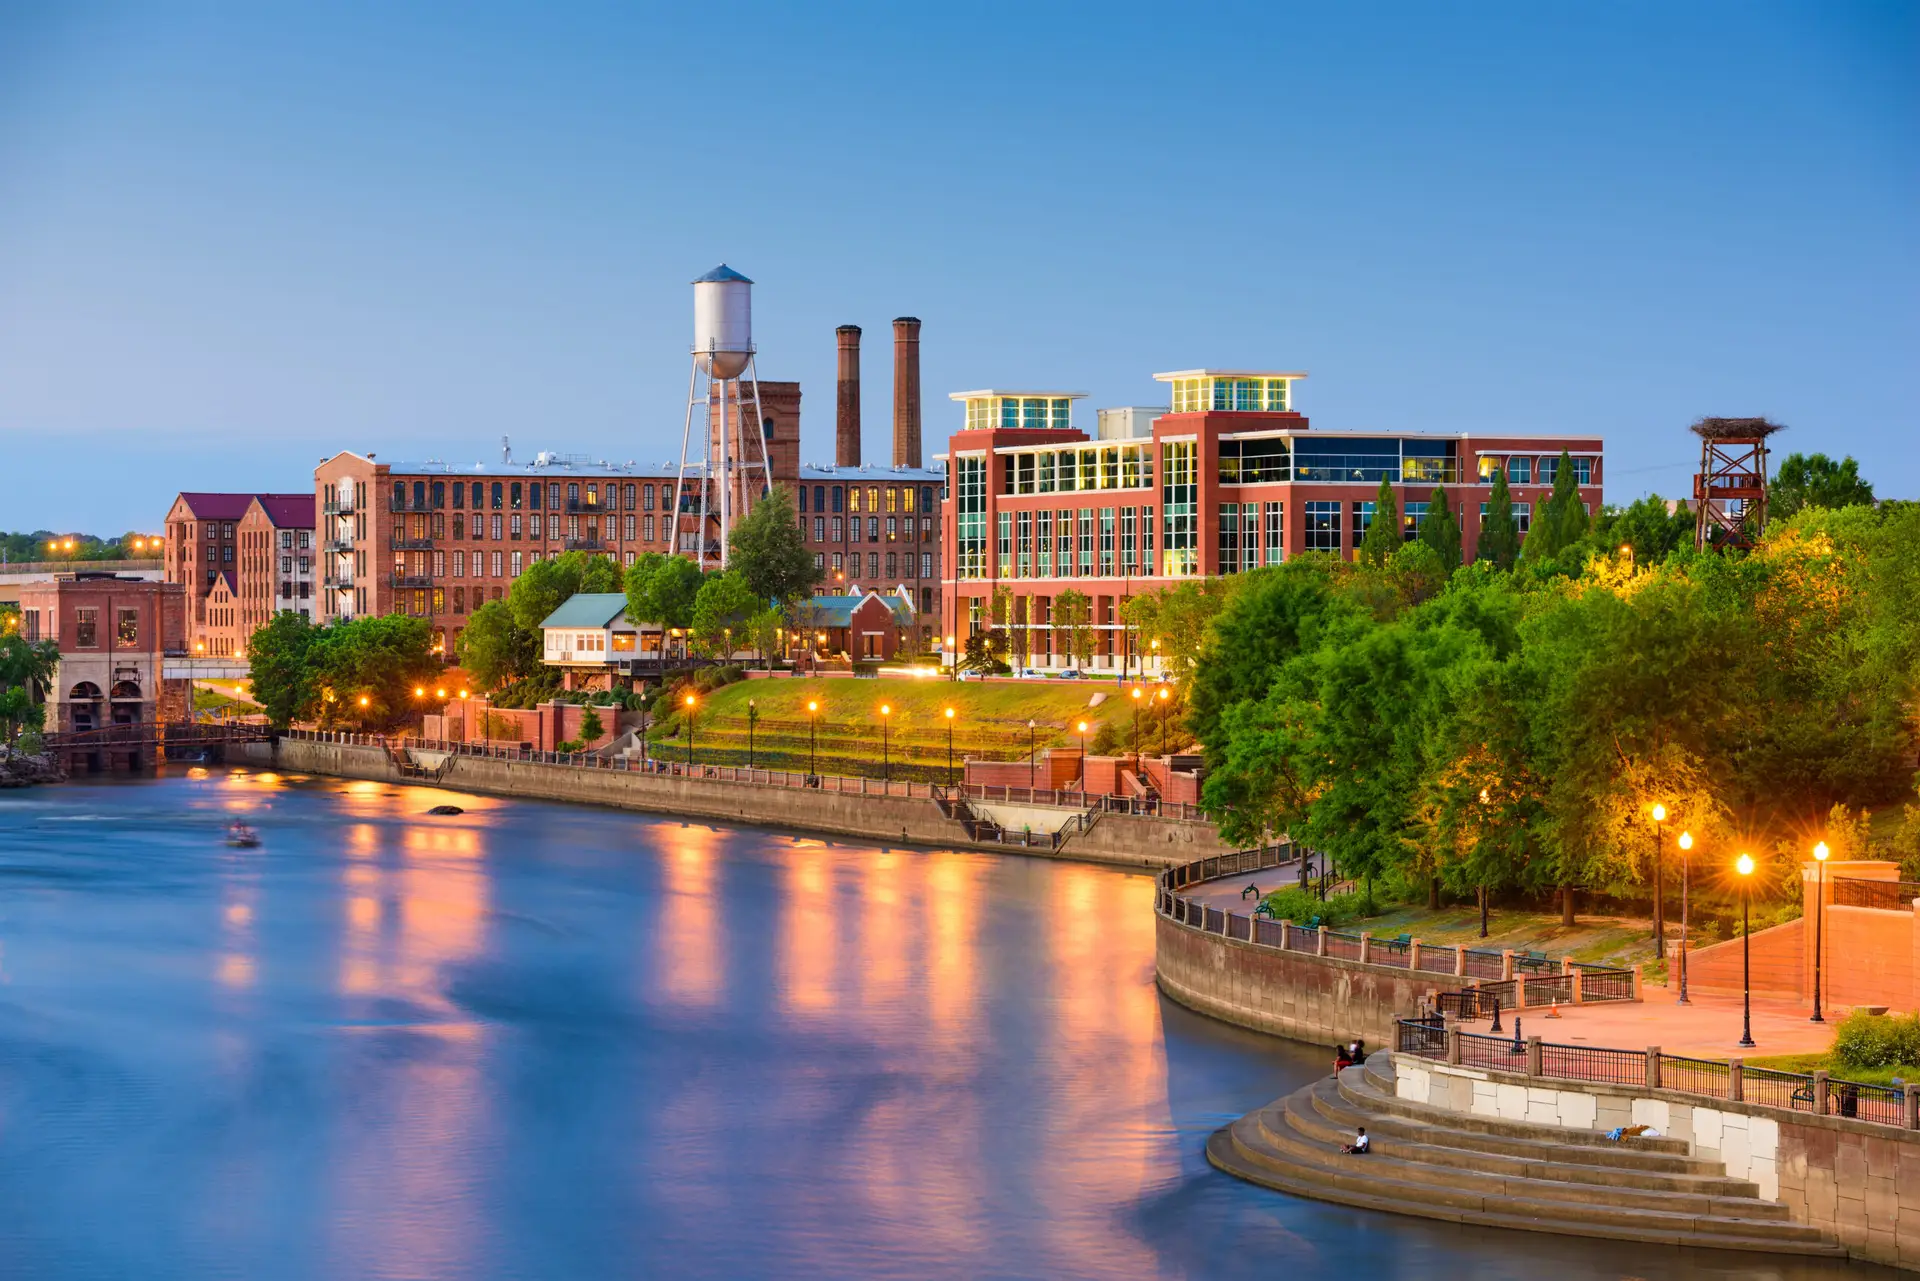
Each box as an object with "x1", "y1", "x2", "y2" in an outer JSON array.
[
  {"x1": 324, "y1": 538, "x2": 353, "y2": 553},
  {"x1": 564, "y1": 499, "x2": 606, "y2": 515},
  {"x1": 322, "y1": 500, "x2": 355, "y2": 515},
  {"x1": 388, "y1": 498, "x2": 434, "y2": 513},
  {"x1": 392, "y1": 537, "x2": 435, "y2": 551},
  {"x1": 324, "y1": 573, "x2": 355, "y2": 589},
  {"x1": 390, "y1": 573, "x2": 434, "y2": 589},
  {"x1": 562, "y1": 536, "x2": 605, "y2": 552}
]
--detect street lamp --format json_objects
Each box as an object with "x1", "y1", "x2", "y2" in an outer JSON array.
[
  {"x1": 944, "y1": 706, "x2": 956, "y2": 788},
  {"x1": 1130, "y1": 686, "x2": 1143, "y2": 756},
  {"x1": 1811, "y1": 840, "x2": 1830, "y2": 1023},
  {"x1": 1027, "y1": 718, "x2": 1036, "y2": 791},
  {"x1": 880, "y1": 703, "x2": 891, "y2": 785},
  {"x1": 1677, "y1": 831, "x2": 1693, "y2": 1004},
  {"x1": 684, "y1": 692, "x2": 697, "y2": 769},
  {"x1": 807, "y1": 699, "x2": 819, "y2": 778},
  {"x1": 1650, "y1": 803, "x2": 1668, "y2": 957},
  {"x1": 747, "y1": 697, "x2": 757, "y2": 769},
  {"x1": 1076, "y1": 720, "x2": 1089, "y2": 793},
  {"x1": 1156, "y1": 686, "x2": 1171, "y2": 755},
  {"x1": 1736, "y1": 852, "x2": 1756, "y2": 1048}
]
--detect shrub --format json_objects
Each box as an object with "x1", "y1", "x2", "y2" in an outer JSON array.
[
  {"x1": 1832, "y1": 1009, "x2": 1920, "y2": 1071},
  {"x1": 1258, "y1": 887, "x2": 1371, "y2": 929}
]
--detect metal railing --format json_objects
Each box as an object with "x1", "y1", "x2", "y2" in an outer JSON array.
[
  {"x1": 1461, "y1": 949, "x2": 1508, "y2": 980},
  {"x1": 1578, "y1": 967, "x2": 1634, "y2": 1001},
  {"x1": 1398, "y1": 1019, "x2": 1920, "y2": 1133},
  {"x1": 1833, "y1": 878, "x2": 1920, "y2": 912},
  {"x1": 391, "y1": 537, "x2": 435, "y2": 551},
  {"x1": 389, "y1": 573, "x2": 434, "y2": 588}
]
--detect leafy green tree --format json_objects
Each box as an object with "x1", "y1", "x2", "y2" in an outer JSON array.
[
  {"x1": 246, "y1": 611, "x2": 319, "y2": 729},
  {"x1": 1120, "y1": 579, "x2": 1240, "y2": 681},
  {"x1": 509, "y1": 550, "x2": 620, "y2": 634},
  {"x1": 1595, "y1": 495, "x2": 1694, "y2": 565},
  {"x1": 1525, "y1": 449, "x2": 1591, "y2": 562},
  {"x1": 1771, "y1": 453, "x2": 1874, "y2": 521},
  {"x1": 577, "y1": 705, "x2": 605, "y2": 746},
  {"x1": 311, "y1": 614, "x2": 439, "y2": 732},
  {"x1": 1190, "y1": 562, "x2": 1355, "y2": 761},
  {"x1": 746, "y1": 605, "x2": 783, "y2": 668},
  {"x1": 456, "y1": 599, "x2": 537, "y2": 692},
  {"x1": 1417, "y1": 487, "x2": 1461, "y2": 570},
  {"x1": 690, "y1": 570, "x2": 758, "y2": 657},
  {"x1": 625, "y1": 552, "x2": 704, "y2": 630},
  {"x1": 1357, "y1": 478, "x2": 1401, "y2": 567},
  {"x1": 729, "y1": 486, "x2": 820, "y2": 605},
  {"x1": 1475, "y1": 466, "x2": 1521, "y2": 569},
  {"x1": 1053, "y1": 588, "x2": 1094, "y2": 670}
]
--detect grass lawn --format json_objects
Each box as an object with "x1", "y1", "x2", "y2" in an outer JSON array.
[
  {"x1": 1745, "y1": 1052, "x2": 1917, "y2": 1087},
  {"x1": 646, "y1": 675, "x2": 1137, "y2": 781},
  {"x1": 193, "y1": 679, "x2": 261, "y2": 717},
  {"x1": 1345, "y1": 903, "x2": 1660, "y2": 968}
]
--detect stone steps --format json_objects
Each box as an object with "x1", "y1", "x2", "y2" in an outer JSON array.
[{"x1": 1206, "y1": 1057, "x2": 1844, "y2": 1259}]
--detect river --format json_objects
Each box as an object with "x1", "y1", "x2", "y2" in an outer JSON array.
[{"x1": 0, "y1": 770, "x2": 1882, "y2": 1280}]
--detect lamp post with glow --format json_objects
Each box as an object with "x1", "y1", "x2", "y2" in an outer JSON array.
[
  {"x1": 807, "y1": 699, "x2": 819, "y2": 779},
  {"x1": 1811, "y1": 840, "x2": 1830, "y2": 1023},
  {"x1": 1677, "y1": 830, "x2": 1694, "y2": 1004},
  {"x1": 880, "y1": 704, "x2": 891, "y2": 785},
  {"x1": 1026, "y1": 718, "x2": 1036, "y2": 791},
  {"x1": 1076, "y1": 720, "x2": 1089, "y2": 793},
  {"x1": 1156, "y1": 686, "x2": 1171, "y2": 755},
  {"x1": 944, "y1": 706, "x2": 956, "y2": 788},
  {"x1": 747, "y1": 697, "x2": 757, "y2": 768},
  {"x1": 1737, "y1": 852, "x2": 1757, "y2": 1048},
  {"x1": 683, "y1": 692, "x2": 697, "y2": 770},
  {"x1": 1650, "y1": 802, "x2": 1668, "y2": 957},
  {"x1": 1130, "y1": 686, "x2": 1143, "y2": 757}
]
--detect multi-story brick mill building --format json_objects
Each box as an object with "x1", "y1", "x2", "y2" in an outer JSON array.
[
  {"x1": 163, "y1": 491, "x2": 315, "y2": 659},
  {"x1": 937, "y1": 369, "x2": 1602, "y2": 671}
]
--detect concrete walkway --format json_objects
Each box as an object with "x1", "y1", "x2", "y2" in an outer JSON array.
[{"x1": 1452, "y1": 987, "x2": 1838, "y2": 1061}]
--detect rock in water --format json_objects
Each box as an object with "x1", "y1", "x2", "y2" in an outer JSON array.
[{"x1": 427, "y1": 804, "x2": 464, "y2": 816}]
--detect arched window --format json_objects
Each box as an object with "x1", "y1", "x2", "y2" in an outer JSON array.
[
  {"x1": 392, "y1": 481, "x2": 405, "y2": 507},
  {"x1": 832, "y1": 486, "x2": 844, "y2": 513},
  {"x1": 491, "y1": 482, "x2": 504, "y2": 510},
  {"x1": 799, "y1": 487, "x2": 808, "y2": 513},
  {"x1": 624, "y1": 484, "x2": 636, "y2": 510},
  {"x1": 110, "y1": 680, "x2": 142, "y2": 700},
  {"x1": 452, "y1": 484, "x2": 464, "y2": 509},
  {"x1": 431, "y1": 482, "x2": 445, "y2": 508},
  {"x1": 68, "y1": 681, "x2": 103, "y2": 700},
  {"x1": 413, "y1": 481, "x2": 426, "y2": 508},
  {"x1": 471, "y1": 482, "x2": 485, "y2": 508},
  {"x1": 510, "y1": 482, "x2": 523, "y2": 509},
  {"x1": 763, "y1": 416, "x2": 775, "y2": 439},
  {"x1": 528, "y1": 483, "x2": 542, "y2": 510}
]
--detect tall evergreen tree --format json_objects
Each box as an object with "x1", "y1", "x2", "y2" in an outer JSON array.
[
  {"x1": 1476, "y1": 466, "x2": 1521, "y2": 569},
  {"x1": 1526, "y1": 448, "x2": 1592, "y2": 561},
  {"x1": 1418, "y1": 486, "x2": 1462, "y2": 570},
  {"x1": 1358, "y1": 478, "x2": 1401, "y2": 566}
]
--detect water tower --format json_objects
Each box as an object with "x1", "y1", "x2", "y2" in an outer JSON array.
[{"x1": 673, "y1": 264, "x2": 774, "y2": 569}]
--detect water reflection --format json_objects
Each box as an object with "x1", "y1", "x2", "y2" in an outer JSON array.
[{"x1": 0, "y1": 772, "x2": 1887, "y2": 1281}]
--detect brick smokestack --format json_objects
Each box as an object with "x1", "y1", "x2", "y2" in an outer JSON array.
[
  {"x1": 835, "y1": 325, "x2": 862, "y2": 468},
  {"x1": 892, "y1": 316, "x2": 922, "y2": 468}
]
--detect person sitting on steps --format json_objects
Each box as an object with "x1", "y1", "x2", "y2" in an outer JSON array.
[
  {"x1": 1332, "y1": 1038, "x2": 1365, "y2": 1076},
  {"x1": 1342, "y1": 1127, "x2": 1370, "y2": 1155}
]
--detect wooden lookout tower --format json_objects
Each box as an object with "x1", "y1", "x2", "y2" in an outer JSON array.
[{"x1": 1691, "y1": 417, "x2": 1784, "y2": 551}]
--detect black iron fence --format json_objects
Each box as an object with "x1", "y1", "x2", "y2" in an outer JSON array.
[
  {"x1": 1833, "y1": 878, "x2": 1920, "y2": 912},
  {"x1": 1397, "y1": 1019, "x2": 1920, "y2": 1132}
]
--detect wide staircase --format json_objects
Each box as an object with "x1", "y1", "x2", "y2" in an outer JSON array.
[{"x1": 1207, "y1": 1051, "x2": 1842, "y2": 1259}]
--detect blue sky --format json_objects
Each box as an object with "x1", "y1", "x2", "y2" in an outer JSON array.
[{"x1": 1, "y1": 2, "x2": 1913, "y2": 532}]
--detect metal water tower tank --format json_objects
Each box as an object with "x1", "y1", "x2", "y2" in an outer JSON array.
[{"x1": 692, "y1": 264, "x2": 753, "y2": 379}]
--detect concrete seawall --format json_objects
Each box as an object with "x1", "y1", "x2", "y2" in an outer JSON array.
[
  {"x1": 271, "y1": 737, "x2": 1228, "y2": 870},
  {"x1": 1154, "y1": 910, "x2": 1474, "y2": 1048}
]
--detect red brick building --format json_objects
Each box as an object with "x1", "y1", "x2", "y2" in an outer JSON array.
[
  {"x1": 164, "y1": 491, "x2": 314, "y2": 658},
  {"x1": 13, "y1": 573, "x2": 187, "y2": 749},
  {"x1": 938, "y1": 371, "x2": 1603, "y2": 670}
]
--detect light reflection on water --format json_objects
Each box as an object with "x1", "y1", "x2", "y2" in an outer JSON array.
[{"x1": 0, "y1": 771, "x2": 1888, "y2": 1281}]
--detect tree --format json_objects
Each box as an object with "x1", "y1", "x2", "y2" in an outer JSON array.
[
  {"x1": 1358, "y1": 478, "x2": 1401, "y2": 567},
  {"x1": 1525, "y1": 449, "x2": 1591, "y2": 562},
  {"x1": 690, "y1": 570, "x2": 758, "y2": 657},
  {"x1": 625, "y1": 553, "x2": 704, "y2": 631},
  {"x1": 510, "y1": 550, "x2": 620, "y2": 634},
  {"x1": 1771, "y1": 453, "x2": 1874, "y2": 521},
  {"x1": 1053, "y1": 588, "x2": 1094, "y2": 670},
  {"x1": 1120, "y1": 579, "x2": 1239, "y2": 681},
  {"x1": 729, "y1": 486, "x2": 820, "y2": 605},
  {"x1": 1189, "y1": 562, "x2": 1355, "y2": 759},
  {"x1": 577, "y1": 705, "x2": 605, "y2": 746},
  {"x1": 456, "y1": 599, "x2": 537, "y2": 692},
  {"x1": 1475, "y1": 466, "x2": 1521, "y2": 569},
  {"x1": 311, "y1": 614, "x2": 439, "y2": 732},
  {"x1": 1417, "y1": 487, "x2": 1461, "y2": 570},
  {"x1": 246, "y1": 611, "x2": 319, "y2": 729},
  {"x1": 1596, "y1": 495, "x2": 1693, "y2": 565},
  {"x1": 746, "y1": 605, "x2": 783, "y2": 668}
]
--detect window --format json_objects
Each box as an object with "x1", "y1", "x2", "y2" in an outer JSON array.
[
  {"x1": 867, "y1": 516, "x2": 879, "y2": 542},
  {"x1": 510, "y1": 482, "x2": 523, "y2": 509},
  {"x1": 281, "y1": 556, "x2": 292, "y2": 574},
  {"x1": 549, "y1": 483, "x2": 562, "y2": 509},
  {"x1": 116, "y1": 608, "x2": 138, "y2": 644},
  {"x1": 1536, "y1": 456, "x2": 1556, "y2": 485},
  {"x1": 814, "y1": 552, "x2": 824, "y2": 570},
  {"x1": 886, "y1": 552, "x2": 897, "y2": 578},
  {"x1": 1161, "y1": 441, "x2": 1197, "y2": 575},
  {"x1": 491, "y1": 482, "x2": 504, "y2": 510},
  {"x1": 624, "y1": 484, "x2": 637, "y2": 510},
  {"x1": 1077, "y1": 509, "x2": 1094, "y2": 574},
  {"x1": 1305, "y1": 502, "x2": 1341, "y2": 554},
  {"x1": 1572, "y1": 457, "x2": 1593, "y2": 485},
  {"x1": 75, "y1": 608, "x2": 98, "y2": 647},
  {"x1": 1265, "y1": 502, "x2": 1285, "y2": 565},
  {"x1": 508, "y1": 551, "x2": 521, "y2": 576},
  {"x1": 1508, "y1": 456, "x2": 1533, "y2": 485},
  {"x1": 1099, "y1": 508, "x2": 1115, "y2": 576},
  {"x1": 433, "y1": 551, "x2": 445, "y2": 576},
  {"x1": 867, "y1": 553, "x2": 878, "y2": 579},
  {"x1": 886, "y1": 488, "x2": 898, "y2": 514},
  {"x1": 848, "y1": 487, "x2": 861, "y2": 514},
  {"x1": 643, "y1": 484, "x2": 656, "y2": 511},
  {"x1": 1016, "y1": 511, "x2": 1033, "y2": 578},
  {"x1": 832, "y1": 486, "x2": 844, "y2": 513},
  {"x1": 1403, "y1": 502, "x2": 1428, "y2": 542},
  {"x1": 491, "y1": 551, "x2": 504, "y2": 576},
  {"x1": 511, "y1": 514, "x2": 523, "y2": 539},
  {"x1": 452, "y1": 484, "x2": 464, "y2": 510},
  {"x1": 453, "y1": 515, "x2": 465, "y2": 539},
  {"x1": 624, "y1": 515, "x2": 635, "y2": 541},
  {"x1": 1218, "y1": 503, "x2": 1240, "y2": 573},
  {"x1": 832, "y1": 552, "x2": 843, "y2": 575},
  {"x1": 491, "y1": 515, "x2": 503, "y2": 540},
  {"x1": 997, "y1": 511, "x2": 1013, "y2": 578},
  {"x1": 1120, "y1": 507, "x2": 1136, "y2": 573},
  {"x1": 1352, "y1": 502, "x2": 1375, "y2": 552},
  {"x1": 528, "y1": 483, "x2": 542, "y2": 511},
  {"x1": 955, "y1": 457, "x2": 987, "y2": 579},
  {"x1": 644, "y1": 516, "x2": 656, "y2": 542},
  {"x1": 831, "y1": 517, "x2": 844, "y2": 542},
  {"x1": 921, "y1": 552, "x2": 932, "y2": 579},
  {"x1": 1478, "y1": 502, "x2": 1534, "y2": 535},
  {"x1": 1037, "y1": 511, "x2": 1053, "y2": 576},
  {"x1": 813, "y1": 517, "x2": 825, "y2": 541}
]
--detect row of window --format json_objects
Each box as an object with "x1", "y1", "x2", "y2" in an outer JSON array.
[
  {"x1": 1167, "y1": 376, "x2": 1294, "y2": 415},
  {"x1": 987, "y1": 507, "x2": 1162, "y2": 580},
  {"x1": 812, "y1": 551, "x2": 934, "y2": 581},
  {"x1": 388, "y1": 478, "x2": 669, "y2": 512},
  {"x1": 963, "y1": 396, "x2": 1074, "y2": 431},
  {"x1": 55, "y1": 607, "x2": 143, "y2": 649},
  {"x1": 798, "y1": 484, "x2": 934, "y2": 514},
  {"x1": 999, "y1": 444, "x2": 1156, "y2": 496},
  {"x1": 1479, "y1": 455, "x2": 1594, "y2": 485},
  {"x1": 807, "y1": 515, "x2": 933, "y2": 547}
]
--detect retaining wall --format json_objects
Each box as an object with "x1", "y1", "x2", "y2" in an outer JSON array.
[
  {"x1": 1392, "y1": 1052, "x2": 1920, "y2": 1271},
  {"x1": 271, "y1": 737, "x2": 1227, "y2": 870},
  {"x1": 1154, "y1": 910, "x2": 1472, "y2": 1048}
]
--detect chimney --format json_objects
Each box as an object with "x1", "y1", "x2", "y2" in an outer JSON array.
[
  {"x1": 835, "y1": 325, "x2": 862, "y2": 468},
  {"x1": 892, "y1": 317, "x2": 922, "y2": 468}
]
